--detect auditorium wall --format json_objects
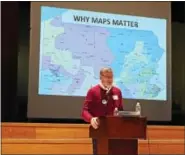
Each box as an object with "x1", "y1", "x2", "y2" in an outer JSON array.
[
  {"x1": 17, "y1": 2, "x2": 30, "y2": 97},
  {"x1": 2, "y1": 2, "x2": 181, "y2": 122},
  {"x1": 172, "y1": 22, "x2": 185, "y2": 112}
]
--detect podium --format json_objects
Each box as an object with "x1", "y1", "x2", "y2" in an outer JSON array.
[{"x1": 89, "y1": 116, "x2": 147, "y2": 155}]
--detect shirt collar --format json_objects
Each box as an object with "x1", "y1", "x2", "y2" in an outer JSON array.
[{"x1": 99, "y1": 82, "x2": 113, "y2": 93}]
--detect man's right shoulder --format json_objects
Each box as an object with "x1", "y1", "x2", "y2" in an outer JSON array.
[{"x1": 88, "y1": 84, "x2": 99, "y2": 93}]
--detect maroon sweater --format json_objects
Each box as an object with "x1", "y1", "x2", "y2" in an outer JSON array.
[{"x1": 82, "y1": 84, "x2": 124, "y2": 122}]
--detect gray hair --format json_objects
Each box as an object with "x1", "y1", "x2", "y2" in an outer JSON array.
[{"x1": 100, "y1": 67, "x2": 113, "y2": 76}]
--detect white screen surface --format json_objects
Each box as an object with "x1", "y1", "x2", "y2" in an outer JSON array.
[{"x1": 39, "y1": 6, "x2": 167, "y2": 101}]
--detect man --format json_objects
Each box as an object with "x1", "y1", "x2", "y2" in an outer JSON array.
[{"x1": 81, "y1": 67, "x2": 123, "y2": 154}]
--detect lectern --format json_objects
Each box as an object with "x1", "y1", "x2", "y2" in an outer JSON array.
[{"x1": 89, "y1": 116, "x2": 147, "y2": 155}]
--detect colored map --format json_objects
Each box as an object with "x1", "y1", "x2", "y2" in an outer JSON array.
[{"x1": 39, "y1": 6, "x2": 167, "y2": 100}]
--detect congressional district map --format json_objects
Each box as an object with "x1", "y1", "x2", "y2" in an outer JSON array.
[{"x1": 39, "y1": 6, "x2": 167, "y2": 100}]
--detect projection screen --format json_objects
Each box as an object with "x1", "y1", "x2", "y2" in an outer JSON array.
[{"x1": 28, "y1": 2, "x2": 171, "y2": 121}]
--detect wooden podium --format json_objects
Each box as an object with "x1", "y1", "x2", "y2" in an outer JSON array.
[{"x1": 89, "y1": 116, "x2": 147, "y2": 155}]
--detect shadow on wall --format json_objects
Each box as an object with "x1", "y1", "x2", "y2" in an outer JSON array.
[
  {"x1": 172, "y1": 22, "x2": 185, "y2": 113},
  {"x1": 17, "y1": 1, "x2": 30, "y2": 97}
]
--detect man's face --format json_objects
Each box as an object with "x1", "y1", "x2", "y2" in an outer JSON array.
[{"x1": 100, "y1": 71, "x2": 113, "y2": 88}]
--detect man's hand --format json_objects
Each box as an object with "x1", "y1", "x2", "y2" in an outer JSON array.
[
  {"x1": 114, "y1": 107, "x2": 119, "y2": 116},
  {"x1": 90, "y1": 117, "x2": 100, "y2": 129}
]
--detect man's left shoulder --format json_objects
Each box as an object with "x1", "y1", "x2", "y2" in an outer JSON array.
[{"x1": 112, "y1": 86, "x2": 121, "y2": 93}]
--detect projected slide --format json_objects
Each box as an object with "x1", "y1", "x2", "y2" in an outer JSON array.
[{"x1": 39, "y1": 6, "x2": 167, "y2": 100}]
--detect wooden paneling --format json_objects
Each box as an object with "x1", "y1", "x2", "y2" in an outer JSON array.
[
  {"x1": 139, "y1": 140, "x2": 185, "y2": 154},
  {"x1": 156, "y1": 140, "x2": 185, "y2": 154},
  {"x1": 36, "y1": 127, "x2": 89, "y2": 139},
  {"x1": 2, "y1": 143, "x2": 92, "y2": 154},
  {"x1": 2, "y1": 126, "x2": 36, "y2": 139},
  {"x1": 147, "y1": 125, "x2": 184, "y2": 139},
  {"x1": 2, "y1": 123, "x2": 185, "y2": 154},
  {"x1": 2, "y1": 123, "x2": 89, "y2": 139},
  {"x1": 2, "y1": 139, "x2": 184, "y2": 154},
  {"x1": 2, "y1": 139, "x2": 92, "y2": 154},
  {"x1": 2, "y1": 123, "x2": 184, "y2": 139}
]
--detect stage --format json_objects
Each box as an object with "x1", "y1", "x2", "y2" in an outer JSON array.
[{"x1": 2, "y1": 123, "x2": 184, "y2": 154}]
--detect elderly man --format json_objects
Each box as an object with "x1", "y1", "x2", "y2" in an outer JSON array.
[{"x1": 81, "y1": 67, "x2": 124, "y2": 154}]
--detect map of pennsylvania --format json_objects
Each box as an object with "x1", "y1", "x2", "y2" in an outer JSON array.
[{"x1": 39, "y1": 6, "x2": 167, "y2": 100}]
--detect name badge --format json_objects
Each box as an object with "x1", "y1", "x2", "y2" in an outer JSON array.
[
  {"x1": 112, "y1": 95, "x2": 118, "y2": 100},
  {"x1": 102, "y1": 99, "x2": 107, "y2": 105}
]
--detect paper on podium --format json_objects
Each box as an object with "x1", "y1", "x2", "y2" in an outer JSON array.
[{"x1": 117, "y1": 110, "x2": 140, "y2": 117}]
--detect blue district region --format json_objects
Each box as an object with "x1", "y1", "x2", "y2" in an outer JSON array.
[{"x1": 107, "y1": 28, "x2": 164, "y2": 78}]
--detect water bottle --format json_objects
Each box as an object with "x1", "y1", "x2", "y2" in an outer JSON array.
[{"x1": 135, "y1": 102, "x2": 141, "y2": 116}]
